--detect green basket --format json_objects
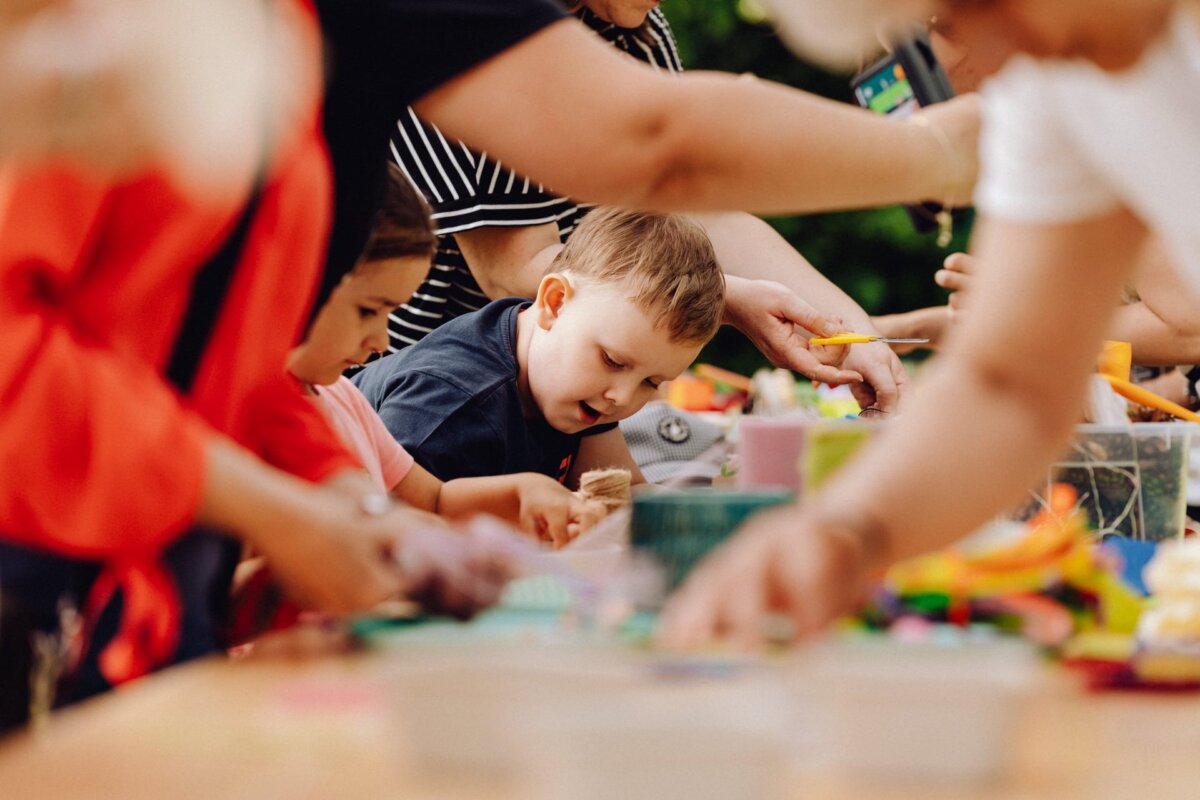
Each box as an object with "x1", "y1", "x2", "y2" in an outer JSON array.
[{"x1": 630, "y1": 490, "x2": 793, "y2": 591}]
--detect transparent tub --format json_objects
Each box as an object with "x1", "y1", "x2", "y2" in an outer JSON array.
[{"x1": 1026, "y1": 423, "x2": 1197, "y2": 542}]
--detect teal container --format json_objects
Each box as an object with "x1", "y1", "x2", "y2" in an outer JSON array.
[{"x1": 631, "y1": 490, "x2": 793, "y2": 592}]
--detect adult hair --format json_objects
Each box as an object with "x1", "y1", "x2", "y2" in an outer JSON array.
[
  {"x1": 550, "y1": 206, "x2": 724, "y2": 343},
  {"x1": 360, "y1": 163, "x2": 436, "y2": 265}
]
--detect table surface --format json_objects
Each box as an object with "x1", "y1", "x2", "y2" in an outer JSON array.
[{"x1": 1, "y1": 622, "x2": 1199, "y2": 800}]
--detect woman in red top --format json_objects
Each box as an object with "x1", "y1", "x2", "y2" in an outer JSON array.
[{"x1": 0, "y1": 0, "x2": 512, "y2": 728}]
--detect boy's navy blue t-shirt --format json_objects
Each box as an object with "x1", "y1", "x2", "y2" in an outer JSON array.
[{"x1": 351, "y1": 298, "x2": 616, "y2": 484}]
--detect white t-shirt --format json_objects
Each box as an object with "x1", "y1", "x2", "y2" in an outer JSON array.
[{"x1": 976, "y1": 8, "x2": 1200, "y2": 286}]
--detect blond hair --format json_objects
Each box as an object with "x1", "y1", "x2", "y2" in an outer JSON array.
[{"x1": 549, "y1": 207, "x2": 724, "y2": 343}]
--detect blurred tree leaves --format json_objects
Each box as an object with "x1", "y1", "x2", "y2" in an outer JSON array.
[{"x1": 662, "y1": 0, "x2": 970, "y2": 374}]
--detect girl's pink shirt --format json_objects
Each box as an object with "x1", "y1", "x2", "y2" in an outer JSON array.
[{"x1": 313, "y1": 376, "x2": 414, "y2": 491}]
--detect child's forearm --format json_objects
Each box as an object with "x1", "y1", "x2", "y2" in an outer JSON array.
[
  {"x1": 436, "y1": 475, "x2": 524, "y2": 524},
  {"x1": 390, "y1": 463, "x2": 444, "y2": 514}
]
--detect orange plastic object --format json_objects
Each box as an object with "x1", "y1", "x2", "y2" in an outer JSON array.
[
  {"x1": 666, "y1": 374, "x2": 716, "y2": 411},
  {"x1": 1097, "y1": 340, "x2": 1132, "y2": 381},
  {"x1": 693, "y1": 363, "x2": 753, "y2": 392},
  {"x1": 1100, "y1": 373, "x2": 1200, "y2": 423}
]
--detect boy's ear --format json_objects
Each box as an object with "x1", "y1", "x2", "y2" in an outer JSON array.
[{"x1": 534, "y1": 273, "x2": 574, "y2": 331}]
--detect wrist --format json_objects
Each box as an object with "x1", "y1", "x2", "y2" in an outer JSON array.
[
  {"x1": 808, "y1": 502, "x2": 894, "y2": 577},
  {"x1": 720, "y1": 275, "x2": 752, "y2": 331}
]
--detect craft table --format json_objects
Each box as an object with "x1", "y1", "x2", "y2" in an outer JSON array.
[{"x1": 0, "y1": 630, "x2": 1198, "y2": 800}]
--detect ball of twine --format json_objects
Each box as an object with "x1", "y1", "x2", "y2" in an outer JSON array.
[{"x1": 575, "y1": 467, "x2": 632, "y2": 510}]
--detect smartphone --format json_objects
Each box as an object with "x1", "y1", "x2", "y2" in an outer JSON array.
[{"x1": 851, "y1": 32, "x2": 955, "y2": 233}]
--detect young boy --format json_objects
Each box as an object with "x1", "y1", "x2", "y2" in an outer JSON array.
[{"x1": 352, "y1": 207, "x2": 725, "y2": 490}]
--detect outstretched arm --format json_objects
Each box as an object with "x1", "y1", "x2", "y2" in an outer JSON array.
[
  {"x1": 1112, "y1": 239, "x2": 1200, "y2": 365},
  {"x1": 416, "y1": 20, "x2": 976, "y2": 217}
]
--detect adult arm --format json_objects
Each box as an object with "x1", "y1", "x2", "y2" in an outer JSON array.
[
  {"x1": 871, "y1": 305, "x2": 951, "y2": 354},
  {"x1": 1111, "y1": 239, "x2": 1200, "y2": 365},
  {"x1": 415, "y1": 20, "x2": 976, "y2": 217},
  {"x1": 922, "y1": 244, "x2": 1200, "y2": 365},
  {"x1": 660, "y1": 209, "x2": 1146, "y2": 646}
]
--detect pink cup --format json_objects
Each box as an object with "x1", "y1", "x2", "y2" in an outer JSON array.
[{"x1": 736, "y1": 416, "x2": 811, "y2": 493}]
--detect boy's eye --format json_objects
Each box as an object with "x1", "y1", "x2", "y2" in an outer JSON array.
[
  {"x1": 358, "y1": 306, "x2": 379, "y2": 319},
  {"x1": 643, "y1": 378, "x2": 660, "y2": 390},
  {"x1": 601, "y1": 350, "x2": 624, "y2": 369}
]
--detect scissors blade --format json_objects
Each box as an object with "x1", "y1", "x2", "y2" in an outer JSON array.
[{"x1": 810, "y1": 332, "x2": 930, "y2": 346}]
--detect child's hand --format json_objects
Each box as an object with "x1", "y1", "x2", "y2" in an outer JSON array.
[
  {"x1": 514, "y1": 474, "x2": 604, "y2": 549},
  {"x1": 936, "y1": 252, "x2": 975, "y2": 313}
]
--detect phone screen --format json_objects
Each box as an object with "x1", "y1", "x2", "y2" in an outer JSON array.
[{"x1": 853, "y1": 60, "x2": 918, "y2": 118}]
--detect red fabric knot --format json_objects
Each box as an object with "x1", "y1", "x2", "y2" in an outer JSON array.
[{"x1": 84, "y1": 556, "x2": 181, "y2": 685}]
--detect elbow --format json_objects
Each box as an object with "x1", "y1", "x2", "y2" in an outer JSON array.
[
  {"x1": 637, "y1": 129, "x2": 712, "y2": 210},
  {"x1": 583, "y1": 109, "x2": 706, "y2": 209}
]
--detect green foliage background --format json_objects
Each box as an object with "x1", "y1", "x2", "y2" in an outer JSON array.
[{"x1": 662, "y1": 0, "x2": 970, "y2": 374}]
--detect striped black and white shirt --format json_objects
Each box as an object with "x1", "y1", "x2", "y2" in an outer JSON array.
[{"x1": 386, "y1": 7, "x2": 682, "y2": 351}]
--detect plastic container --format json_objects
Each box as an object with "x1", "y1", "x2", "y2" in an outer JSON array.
[
  {"x1": 387, "y1": 646, "x2": 638, "y2": 775},
  {"x1": 736, "y1": 414, "x2": 813, "y2": 492},
  {"x1": 785, "y1": 634, "x2": 1040, "y2": 784},
  {"x1": 1029, "y1": 423, "x2": 1197, "y2": 542},
  {"x1": 801, "y1": 419, "x2": 883, "y2": 494},
  {"x1": 630, "y1": 490, "x2": 792, "y2": 591},
  {"x1": 514, "y1": 668, "x2": 791, "y2": 800}
]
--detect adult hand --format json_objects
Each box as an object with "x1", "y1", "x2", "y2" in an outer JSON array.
[
  {"x1": 723, "y1": 276, "x2": 862, "y2": 386},
  {"x1": 249, "y1": 489, "x2": 411, "y2": 614},
  {"x1": 841, "y1": 340, "x2": 909, "y2": 414},
  {"x1": 396, "y1": 520, "x2": 520, "y2": 620},
  {"x1": 657, "y1": 506, "x2": 881, "y2": 649}
]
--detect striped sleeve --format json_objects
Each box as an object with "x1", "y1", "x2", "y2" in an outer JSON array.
[{"x1": 390, "y1": 108, "x2": 573, "y2": 236}]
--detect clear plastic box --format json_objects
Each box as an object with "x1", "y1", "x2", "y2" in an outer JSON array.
[{"x1": 1027, "y1": 423, "x2": 1197, "y2": 542}]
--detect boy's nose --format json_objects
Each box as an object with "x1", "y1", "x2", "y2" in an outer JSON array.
[{"x1": 603, "y1": 381, "x2": 637, "y2": 409}]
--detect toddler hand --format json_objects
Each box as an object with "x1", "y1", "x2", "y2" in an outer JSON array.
[
  {"x1": 515, "y1": 474, "x2": 604, "y2": 548},
  {"x1": 935, "y1": 251, "x2": 975, "y2": 313}
]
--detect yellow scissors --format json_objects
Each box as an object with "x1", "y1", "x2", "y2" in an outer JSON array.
[{"x1": 808, "y1": 332, "x2": 930, "y2": 346}]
